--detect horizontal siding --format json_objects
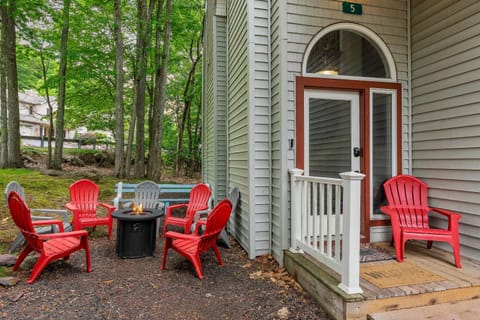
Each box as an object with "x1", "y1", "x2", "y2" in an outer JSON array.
[
  {"x1": 411, "y1": 0, "x2": 480, "y2": 260},
  {"x1": 282, "y1": 0, "x2": 408, "y2": 248},
  {"x1": 215, "y1": 0, "x2": 226, "y2": 16},
  {"x1": 285, "y1": 0, "x2": 410, "y2": 175}
]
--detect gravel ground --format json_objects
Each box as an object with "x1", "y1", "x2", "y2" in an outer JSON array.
[{"x1": 0, "y1": 225, "x2": 330, "y2": 320}]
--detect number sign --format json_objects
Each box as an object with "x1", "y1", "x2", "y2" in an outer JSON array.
[{"x1": 342, "y1": 2, "x2": 363, "y2": 15}]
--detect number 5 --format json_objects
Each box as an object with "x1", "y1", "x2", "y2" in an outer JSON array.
[{"x1": 350, "y1": 4, "x2": 356, "y2": 13}]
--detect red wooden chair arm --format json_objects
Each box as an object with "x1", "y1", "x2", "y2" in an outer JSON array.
[
  {"x1": 379, "y1": 205, "x2": 400, "y2": 219},
  {"x1": 380, "y1": 206, "x2": 403, "y2": 230},
  {"x1": 165, "y1": 203, "x2": 188, "y2": 219},
  {"x1": 164, "y1": 230, "x2": 199, "y2": 241},
  {"x1": 430, "y1": 207, "x2": 462, "y2": 219},
  {"x1": 65, "y1": 202, "x2": 78, "y2": 212},
  {"x1": 98, "y1": 202, "x2": 115, "y2": 215},
  {"x1": 38, "y1": 229, "x2": 88, "y2": 240},
  {"x1": 192, "y1": 220, "x2": 207, "y2": 235},
  {"x1": 430, "y1": 207, "x2": 461, "y2": 231},
  {"x1": 32, "y1": 219, "x2": 65, "y2": 232}
]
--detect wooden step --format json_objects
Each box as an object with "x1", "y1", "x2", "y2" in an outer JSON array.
[{"x1": 367, "y1": 298, "x2": 480, "y2": 320}]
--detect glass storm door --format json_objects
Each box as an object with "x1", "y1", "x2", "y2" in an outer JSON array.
[
  {"x1": 370, "y1": 90, "x2": 397, "y2": 218},
  {"x1": 304, "y1": 90, "x2": 360, "y2": 177}
]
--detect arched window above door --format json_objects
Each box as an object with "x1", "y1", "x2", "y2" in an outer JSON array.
[{"x1": 304, "y1": 24, "x2": 395, "y2": 80}]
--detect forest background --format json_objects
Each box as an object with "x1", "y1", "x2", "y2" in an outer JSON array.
[{"x1": 0, "y1": 0, "x2": 204, "y2": 181}]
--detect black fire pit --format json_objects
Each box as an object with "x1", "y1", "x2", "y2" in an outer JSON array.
[{"x1": 112, "y1": 208, "x2": 164, "y2": 259}]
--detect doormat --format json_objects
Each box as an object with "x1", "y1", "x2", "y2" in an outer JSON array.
[
  {"x1": 360, "y1": 261, "x2": 446, "y2": 288},
  {"x1": 360, "y1": 243, "x2": 396, "y2": 263}
]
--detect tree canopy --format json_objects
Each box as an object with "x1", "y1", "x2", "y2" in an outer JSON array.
[{"x1": 1, "y1": 0, "x2": 204, "y2": 179}]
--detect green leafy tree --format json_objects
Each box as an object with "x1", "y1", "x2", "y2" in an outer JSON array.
[{"x1": 6, "y1": 0, "x2": 206, "y2": 178}]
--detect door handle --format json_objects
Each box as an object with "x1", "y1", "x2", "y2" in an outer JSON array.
[{"x1": 353, "y1": 147, "x2": 361, "y2": 157}]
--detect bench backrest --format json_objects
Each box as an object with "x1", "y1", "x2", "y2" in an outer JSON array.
[{"x1": 113, "y1": 182, "x2": 197, "y2": 209}]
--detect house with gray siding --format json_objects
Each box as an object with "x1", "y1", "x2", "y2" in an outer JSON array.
[{"x1": 202, "y1": 1, "x2": 480, "y2": 318}]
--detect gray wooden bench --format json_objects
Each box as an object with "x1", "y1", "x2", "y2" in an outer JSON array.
[{"x1": 113, "y1": 182, "x2": 196, "y2": 211}]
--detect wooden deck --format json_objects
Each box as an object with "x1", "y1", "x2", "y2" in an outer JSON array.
[{"x1": 284, "y1": 241, "x2": 480, "y2": 320}]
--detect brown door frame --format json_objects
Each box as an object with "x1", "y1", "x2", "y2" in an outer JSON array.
[{"x1": 295, "y1": 76, "x2": 402, "y2": 241}]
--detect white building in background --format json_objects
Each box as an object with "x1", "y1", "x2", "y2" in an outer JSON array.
[
  {"x1": 18, "y1": 90, "x2": 77, "y2": 146},
  {"x1": 18, "y1": 90, "x2": 50, "y2": 138}
]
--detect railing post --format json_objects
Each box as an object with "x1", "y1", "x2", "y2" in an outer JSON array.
[
  {"x1": 338, "y1": 171, "x2": 365, "y2": 294},
  {"x1": 289, "y1": 168, "x2": 304, "y2": 253}
]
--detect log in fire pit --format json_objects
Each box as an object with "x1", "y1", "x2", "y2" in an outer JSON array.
[{"x1": 112, "y1": 207, "x2": 164, "y2": 259}]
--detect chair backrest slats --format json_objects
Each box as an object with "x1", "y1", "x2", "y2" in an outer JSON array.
[
  {"x1": 5, "y1": 181, "x2": 26, "y2": 202},
  {"x1": 383, "y1": 175, "x2": 430, "y2": 228},
  {"x1": 135, "y1": 181, "x2": 161, "y2": 208},
  {"x1": 185, "y1": 183, "x2": 211, "y2": 220},
  {"x1": 8, "y1": 192, "x2": 44, "y2": 252},
  {"x1": 198, "y1": 199, "x2": 232, "y2": 253},
  {"x1": 69, "y1": 179, "x2": 99, "y2": 216}
]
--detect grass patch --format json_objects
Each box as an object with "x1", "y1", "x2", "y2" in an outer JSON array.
[
  {"x1": 0, "y1": 168, "x2": 131, "y2": 250},
  {"x1": 0, "y1": 266, "x2": 12, "y2": 277},
  {"x1": 0, "y1": 169, "x2": 120, "y2": 208}
]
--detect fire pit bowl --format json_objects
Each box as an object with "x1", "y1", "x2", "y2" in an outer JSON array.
[{"x1": 112, "y1": 208, "x2": 164, "y2": 259}]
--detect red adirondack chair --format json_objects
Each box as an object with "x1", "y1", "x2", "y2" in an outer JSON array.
[
  {"x1": 66, "y1": 179, "x2": 115, "y2": 238},
  {"x1": 8, "y1": 191, "x2": 91, "y2": 284},
  {"x1": 381, "y1": 175, "x2": 462, "y2": 268},
  {"x1": 162, "y1": 183, "x2": 211, "y2": 235},
  {"x1": 161, "y1": 199, "x2": 232, "y2": 279}
]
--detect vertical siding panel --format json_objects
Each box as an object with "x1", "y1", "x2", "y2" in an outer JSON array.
[
  {"x1": 227, "y1": 0, "x2": 251, "y2": 254},
  {"x1": 411, "y1": 0, "x2": 480, "y2": 260},
  {"x1": 203, "y1": 1, "x2": 216, "y2": 194},
  {"x1": 203, "y1": 1, "x2": 228, "y2": 208},
  {"x1": 252, "y1": 0, "x2": 272, "y2": 255},
  {"x1": 216, "y1": 18, "x2": 228, "y2": 202},
  {"x1": 271, "y1": 0, "x2": 293, "y2": 265}
]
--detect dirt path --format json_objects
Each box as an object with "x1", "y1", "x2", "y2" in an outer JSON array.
[{"x1": 0, "y1": 227, "x2": 330, "y2": 320}]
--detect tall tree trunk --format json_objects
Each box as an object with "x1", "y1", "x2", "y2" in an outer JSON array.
[
  {"x1": 52, "y1": 0, "x2": 71, "y2": 169},
  {"x1": 114, "y1": 0, "x2": 126, "y2": 178},
  {"x1": 133, "y1": 0, "x2": 155, "y2": 178},
  {"x1": 0, "y1": 9, "x2": 8, "y2": 168},
  {"x1": 3, "y1": 1, "x2": 22, "y2": 168},
  {"x1": 125, "y1": 106, "x2": 136, "y2": 177},
  {"x1": 175, "y1": 34, "x2": 202, "y2": 175},
  {"x1": 193, "y1": 99, "x2": 202, "y2": 172},
  {"x1": 39, "y1": 49, "x2": 54, "y2": 168},
  {"x1": 147, "y1": 0, "x2": 171, "y2": 181}
]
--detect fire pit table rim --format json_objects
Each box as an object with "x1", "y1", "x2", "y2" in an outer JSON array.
[{"x1": 112, "y1": 208, "x2": 163, "y2": 221}]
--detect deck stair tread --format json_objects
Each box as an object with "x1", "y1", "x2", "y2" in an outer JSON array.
[{"x1": 367, "y1": 298, "x2": 480, "y2": 320}]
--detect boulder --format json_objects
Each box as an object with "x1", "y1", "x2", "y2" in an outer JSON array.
[
  {"x1": 79, "y1": 153, "x2": 97, "y2": 165},
  {"x1": 0, "y1": 254, "x2": 17, "y2": 266},
  {"x1": 0, "y1": 277, "x2": 19, "y2": 287}
]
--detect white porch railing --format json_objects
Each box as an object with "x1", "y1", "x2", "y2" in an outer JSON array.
[{"x1": 289, "y1": 168, "x2": 365, "y2": 294}]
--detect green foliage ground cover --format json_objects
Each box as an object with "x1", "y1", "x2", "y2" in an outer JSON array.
[
  {"x1": 0, "y1": 168, "x2": 118, "y2": 208},
  {"x1": 0, "y1": 168, "x2": 134, "y2": 249}
]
